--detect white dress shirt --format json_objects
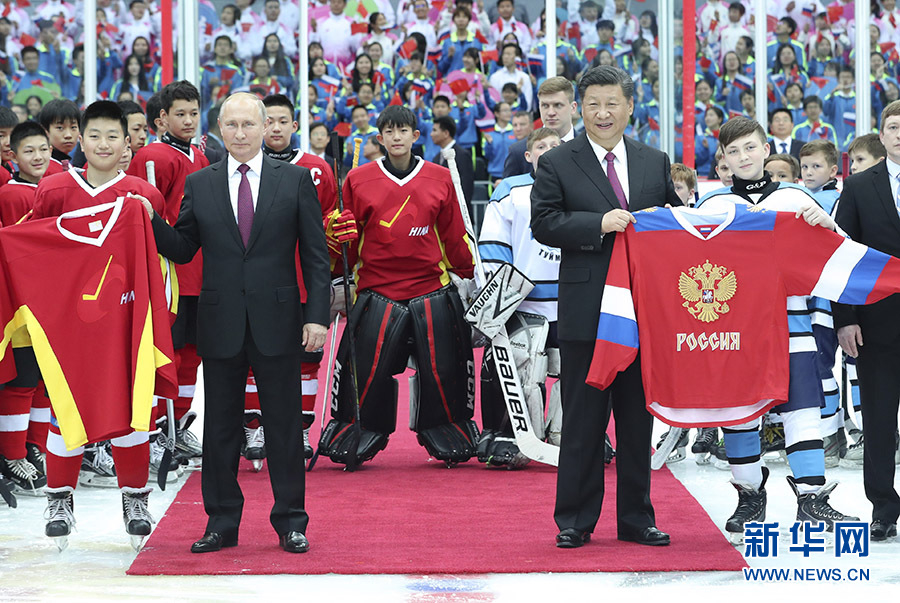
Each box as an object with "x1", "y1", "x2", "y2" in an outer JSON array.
[
  {"x1": 588, "y1": 135, "x2": 630, "y2": 206},
  {"x1": 772, "y1": 136, "x2": 792, "y2": 155},
  {"x1": 227, "y1": 151, "x2": 263, "y2": 222}
]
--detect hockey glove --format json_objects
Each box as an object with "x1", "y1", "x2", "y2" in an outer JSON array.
[{"x1": 325, "y1": 209, "x2": 359, "y2": 255}]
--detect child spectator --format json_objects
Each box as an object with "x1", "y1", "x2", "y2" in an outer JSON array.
[
  {"x1": 764, "y1": 152, "x2": 800, "y2": 183},
  {"x1": 847, "y1": 133, "x2": 886, "y2": 174},
  {"x1": 670, "y1": 162, "x2": 697, "y2": 206}
]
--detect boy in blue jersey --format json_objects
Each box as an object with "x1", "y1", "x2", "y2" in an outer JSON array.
[
  {"x1": 697, "y1": 116, "x2": 859, "y2": 543},
  {"x1": 799, "y1": 139, "x2": 845, "y2": 468}
]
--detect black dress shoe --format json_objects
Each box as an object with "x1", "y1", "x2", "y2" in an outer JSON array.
[
  {"x1": 279, "y1": 531, "x2": 310, "y2": 553},
  {"x1": 191, "y1": 532, "x2": 238, "y2": 553},
  {"x1": 556, "y1": 528, "x2": 591, "y2": 548},
  {"x1": 618, "y1": 526, "x2": 670, "y2": 546},
  {"x1": 871, "y1": 520, "x2": 897, "y2": 542}
]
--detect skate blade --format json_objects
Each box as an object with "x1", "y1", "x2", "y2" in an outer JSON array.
[
  {"x1": 728, "y1": 532, "x2": 744, "y2": 546},
  {"x1": 713, "y1": 458, "x2": 731, "y2": 471},
  {"x1": 839, "y1": 458, "x2": 864, "y2": 469},
  {"x1": 129, "y1": 534, "x2": 147, "y2": 551},
  {"x1": 52, "y1": 535, "x2": 69, "y2": 552},
  {"x1": 251, "y1": 459, "x2": 264, "y2": 472},
  {"x1": 11, "y1": 485, "x2": 47, "y2": 497},
  {"x1": 762, "y1": 451, "x2": 787, "y2": 463},
  {"x1": 666, "y1": 447, "x2": 686, "y2": 464},
  {"x1": 824, "y1": 456, "x2": 840, "y2": 469},
  {"x1": 694, "y1": 452, "x2": 711, "y2": 465}
]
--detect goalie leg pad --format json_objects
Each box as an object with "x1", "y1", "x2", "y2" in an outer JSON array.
[
  {"x1": 331, "y1": 290, "x2": 411, "y2": 434},
  {"x1": 318, "y1": 419, "x2": 390, "y2": 466},
  {"x1": 416, "y1": 419, "x2": 480, "y2": 463},
  {"x1": 408, "y1": 286, "x2": 476, "y2": 432}
]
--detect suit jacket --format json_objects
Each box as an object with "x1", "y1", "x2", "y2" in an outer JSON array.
[
  {"x1": 531, "y1": 133, "x2": 682, "y2": 342},
  {"x1": 433, "y1": 141, "x2": 474, "y2": 206},
  {"x1": 833, "y1": 160, "x2": 900, "y2": 345},
  {"x1": 502, "y1": 138, "x2": 531, "y2": 179},
  {"x1": 203, "y1": 133, "x2": 227, "y2": 165},
  {"x1": 152, "y1": 154, "x2": 331, "y2": 359},
  {"x1": 767, "y1": 137, "x2": 804, "y2": 161}
]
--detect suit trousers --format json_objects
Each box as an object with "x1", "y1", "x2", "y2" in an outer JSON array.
[
  {"x1": 554, "y1": 340, "x2": 655, "y2": 535},
  {"x1": 200, "y1": 319, "x2": 308, "y2": 537},
  {"x1": 856, "y1": 342, "x2": 900, "y2": 523}
]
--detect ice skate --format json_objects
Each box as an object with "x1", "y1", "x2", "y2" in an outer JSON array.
[
  {"x1": 760, "y1": 418, "x2": 787, "y2": 463},
  {"x1": 175, "y1": 411, "x2": 203, "y2": 467},
  {"x1": 0, "y1": 475, "x2": 17, "y2": 507},
  {"x1": 823, "y1": 428, "x2": 847, "y2": 469},
  {"x1": 25, "y1": 442, "x2": 46, "y2": 475},
  {"x1": 691, "y1": 427, "x2": 719, "y2": 465},
  {"x1": 44, "y1": 486, "x2": 75, "y2": 551},
  {"x1": 725, "y1": 467, "x2": 768, "y2": 545},
  {"x1": 242, "y1": 423, "x2": 266, "y2": 472},
  {"x1": 787, "y1": 476, "x2": 859, "y2": 531},
  {"x1": 651, "y1": 428, "x2": 688, "y2": 469},
  {"x1": 149, "y1": 430, "x2": 182, "y2": 483},
  {"x1": 79, "y1": 442, "x2": 118, "y2": 488},
  {"x1": 712, "y1": 437, "x2": 730, "y2": 470},
  {"x1": 122, "y1": 486, "x2": 155, "y2": 551},
  {"x1": 0, "y1": 455, "x2": 46, "y2": 496},
  {"x1": 303, "y1": 427, "x2": 313, "y2": 460},
  {"x1": 840, "y1": 434, "x2": 864, "y2": 468}
]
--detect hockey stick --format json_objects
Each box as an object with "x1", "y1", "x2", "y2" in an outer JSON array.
[
  {"x1": 442, "y1": 147, "x2": 559, "y2": 466},
  {"x1": 146, "y1": 159, "x2": 178, "y2": 488},
  {"x1": 0, "y1": 476, "x2": 16, "y2": 508},
  {"x1": 650, "y1": 426, "x2": 687, "y2": 470},
  {"x1": 306, "y1": 313, "x2": 341, "y2": 471},
  {"x1": 329, "y1": 136, "x2": 364, "y2": 471}
]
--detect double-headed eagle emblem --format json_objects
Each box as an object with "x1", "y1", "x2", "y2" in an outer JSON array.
[{"x1": 678, "y1": 260, "x2": 737, "y2": 322}]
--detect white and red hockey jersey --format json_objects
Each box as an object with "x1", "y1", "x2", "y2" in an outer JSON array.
[
  {"x1": 586, "y1": 204, "x2": 900, "y2": 428},
  {"x1": 0, "y1": 198, "x2": 178, "y2": 449}
]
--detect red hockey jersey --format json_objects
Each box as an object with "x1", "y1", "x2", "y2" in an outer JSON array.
[
  {"x1": 0, "y1": 198, "x2": 178, "y2": 449},
  {"x1": 587, "y1": 205, "x2": 900, "y2": 427},
  {"x1": 31, "y1": 170, "x2": 166, "y2": 220},
  {"x1": 0, "y1": 179, "x2": 37, "y2": 226},
  {"x1": 128, "y1": 140, "x2": 209, "y2": 295},
  {"x1": 342, "y1": 158, "x2": 474, "y2": 299}
]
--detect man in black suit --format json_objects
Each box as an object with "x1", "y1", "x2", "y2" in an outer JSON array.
[
  {"x1": 144, "y1": 92, "x2": 331, "y2": 554},
  {"x1": 531, "y1": 66, "x2": 681, "y2": 548},
  {"x1": 768, "y1": 108, "x2": 804, "y2": 161},
  {"x1": 503, "y1": 76, "x2": 578, "y2": 178},
  {"x1": 834, "y1": 100, "x2": 900, "y2": 542},
  {"x1": 431, "y1": 115, "x2": 474, "y2": 208}
]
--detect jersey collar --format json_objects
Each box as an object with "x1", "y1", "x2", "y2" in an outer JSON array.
[{"x1": 56, "y1": 198, "x2": 123, "y2": 247}]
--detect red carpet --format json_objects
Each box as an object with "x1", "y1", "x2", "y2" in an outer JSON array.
[{"x1": 129, "y1": 349, "x2": 747, "y2": 575}]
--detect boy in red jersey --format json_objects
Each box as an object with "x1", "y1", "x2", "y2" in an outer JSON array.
[
  {"x1": 0, "y1": 106, "x2": 19, "y2": 188},
  {"x1": 128, "y1": 81, "x2": 210, "y2": 468},
  {"x1": 318, "y1": 105, "x2": 478, "y2": 467},
  {"x1": 236, "y1": 94, "x2": 338, "y2": 463},
  {"x1": 28, "y1": 101, "x2": 171, "y2": 550},
  {"x1": 37, "y1": 99, "x2": 81, "y2": 176},
  {"x1": 0, "y1": 121, "x2": 51, "y2": 497}
]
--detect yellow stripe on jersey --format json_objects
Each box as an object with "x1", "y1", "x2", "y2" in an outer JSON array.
[
  {"x1": 132, "y1": 302, "x2": 160, "y2": 433},
  {"x1": 159, "y1": 255, "x2": 179, "y2": 315},
  {"x1": 0, "y1": 310, "x2": 26, "y2": 356},
  {"x1": 11, "y1": 325, "x2": 32, "y2": 348},
  {"x1": 435, "y1": 224, "x2": 452, "y2": 287},
  {"x1": 17, "y1": 306, "x2": 87, "y2": 450}
]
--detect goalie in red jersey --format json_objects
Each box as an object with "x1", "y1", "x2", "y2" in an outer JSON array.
[{"x1": 318, "y1": 105, "x2": 478, "y2": 467}]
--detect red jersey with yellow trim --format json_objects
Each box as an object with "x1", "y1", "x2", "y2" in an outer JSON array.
[
  {"x1": 0, "y1": 179, "x2": 37, "y2": 226},
  {"x1": 128, "y1": 140, "x2": 209, "y2": 295},
  {"x1": 342, "y1": 158, "x2": 474, "y2": 300},
  {"x1": 0, "y1": 198, "x2": 178, "y2": 449},
  {"x1": 31, "y1": 170, "x2": 166, "y2": 220}
]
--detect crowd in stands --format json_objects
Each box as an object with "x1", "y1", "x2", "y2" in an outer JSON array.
[{"x1": 0, "y1": 0, "x2": 896, "y2": 191}]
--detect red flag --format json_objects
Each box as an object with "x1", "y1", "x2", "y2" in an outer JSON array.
[
  {"x1": 711, "y1": 129, "x2": 720, "y2": 138},
  {"x1": 241, "y1": 22, "x2": 252, "y2": 33},
  {"x1": 398, "y1": 38, "x2": 418, "y2": 59},
  {"x1": 474, "y1": 29, "x2": 488, "y2": 45},
  {"x1": 481, "y1": 48, "x2": 499, "y2": 63},
  {"x1": 346, "y1": 97, "x2": 358, "y2": 107},
  {"x1": 728, "y1": 110, "x2": 743, "y2": 119},
  {"x1": 357, "y1": 3, "x2": 368, "y2": 18},
  {"x1": 766, "y1": 15, "x2": 777, "y2": 32},
  {"x1": 810, "y1": 76, "x2": 829, "y2": 89},
  {"x1": 567, "y1": 23, "x2": 580, "y2": 39},
  {"x1": 351, "y1": 22, "x2": 368, "y2": 35},
  {"x1": 99, "y1": 90, "x2": 109, "y2": 99},
  {"x1": 826, "y1": 5, "x2": 842, "y2": 23},
  {"x1": 205, "y1": 22, "x2": 213, "y2": 36},
  {"x1": 880, "y1": 42, "x2": 897, "y2": 54},
  {"x1": 709, "y1": 19, "x2": 718, "y2": 32},
  {"x1": 1, "y1": 4, "x2": 9, "y2": 16},
  {"x1": 20, "y1": 33, "x2": 36, "y2": 47},
  {"x1": 582, "y1": 48, "x2": 598, "y2": 64},
  {"x1": 105, "y1": 23, "x2": 119, "y2": 34},
  {"x1": 699, "y1": 56, "x2": 712, "y2": 70},
  {"x1": 648, "y1": 116, "x2": 659, "y2": 131},
  {"x1": 16, "y1": 0, "x2": 29, "y2": 6},
  {"x1": 372, "y1": 70, "x2": 385, "y2": 86},
  {"x1": 335, "y1": 122, "x2": 352, "y2": 137},
  {"x1": 431, "y1": 0, "x2": 446, "y2": 10},
  {"x1": 389, "y1": 91, "x2": 402, "y2": 105},
  {"x1": 54, "y1": 16, "x2": 65, "y2": 33},
  {"x1": 448, "y1": 78, "x2": 470, "y2": 95}
]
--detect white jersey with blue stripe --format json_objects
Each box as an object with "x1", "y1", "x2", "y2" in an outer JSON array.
[
  {"x1": 697, "y1": 181, "x2": 821, "y2": 354},
  {"x1": 478, "y1": 182, "x2": 560, "y2": 321}
]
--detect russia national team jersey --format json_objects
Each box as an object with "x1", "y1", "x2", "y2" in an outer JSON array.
[
  {"x1": 697, "y1": 180, "x2": 822, "y2": 355},
  {"x1": 128, "y1": 139, "x2": 209, "y2": 295},
  {"x1": 587, "y1": 204, "x2": 900, "y2": 428},
  {"x1": 342, "y1": 158, "x2": 474, "y2": 300},
  {"x1": 0, "y1": 198, "x2": 178, "y2": 450},
  {"x1": 0, "y1": 179, "x2": 37, "y2": 226},
  {"x1": 478, "y1": 182, "x2": 559, "y2": 321}
]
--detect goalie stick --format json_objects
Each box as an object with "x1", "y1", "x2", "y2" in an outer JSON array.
[
  {"x1": 147, "y1": 159, "x2": 177, "y2": 488},
  {"x1": 442, "y1": 147, "x2": 559, "y2": 466},
  {"x1": 651, "y1": 427, "x2": 688, "y2": 470}
]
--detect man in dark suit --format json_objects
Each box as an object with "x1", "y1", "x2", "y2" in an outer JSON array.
[
  {"x1": 431, "y1": 114, "x2": 474, "y2": 208},
  {"x1": 503, "y1": 77, "x2": 578, "y2": 179},
  {"x1": 834, "y1": 100, "x2": 900, "y2": 542},
  {"x1": 531, "y1": 65, "x2": 681, "y2": 548},
  {"x1": 768, "y1": 107, "x2": 804, "y2": 161},
  {"x1": 143, "y1": 92, "x2": 331, "y2": 554}
]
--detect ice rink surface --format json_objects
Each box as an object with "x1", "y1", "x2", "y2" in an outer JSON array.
[{"x1": 2, "y1": 371, "x2": 899, "y2": 601}]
